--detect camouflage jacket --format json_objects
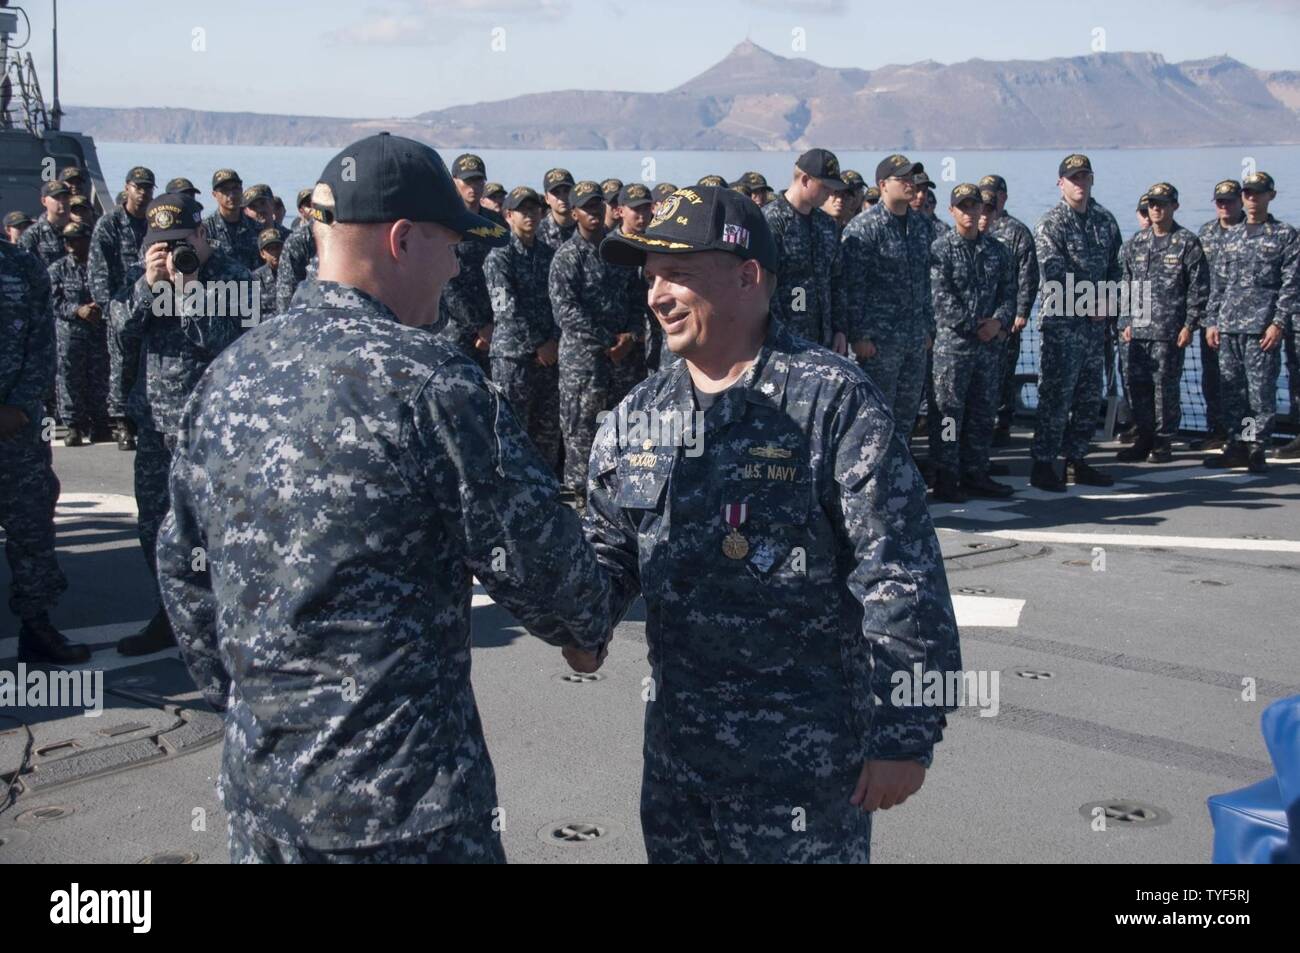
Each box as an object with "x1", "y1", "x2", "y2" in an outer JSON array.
[
  {"x1": 252, "y1": 263, "x2": 277, "y2": 316},
  {"x1": 536, "y1": 212, "x2": 576, "y2": 253},
  {"x1": 761, "y1": 194, "x2": 848, "y2": 346},
  {"x1": 841, "y1": 202, "x2": 935, "y2": 342},
  {"x1": 275, "y1": 221, "x2": 316, "y2": 315},
  {"x1": 18, "y1": 215, "x2": 66, "y2": 268},
  {"x1": 118, "y1": 249, "x2": 252, "y2": 433},
  {"x1": 156, "y1": 279, "x2": 611, "y2": 850},
  {"x1": 1119, "y1": 223, "x2": 1209, "y2": 339},
  {"x1": 1197, "y1": 215, "x2": 1244, "y2": 282},
  {"x1": 485, "y1": 232, "x2": 558, "y2": 360},
  {"x1": 202, "y1": 211, "x2": 262, "y2": 272},
  {"x1": 48, "y1": 254, "x2": 100, "y2": 335},
  {"x1": 1034, "y1": 197, "x2": 1123, "y2": 322},
  {"x1": 584, "y1": 318, "x2": 960, "y2": 794},
  {"x1": 0, "y1": 242, "x2": 55, "y2": 439},
  {"x1": 930, "y1": 230, "x2": 1015, "y2": 338},
  {"x1": 986, "y1": 212, "x2": 1039, "y2": 319},
  {"x1": 88, "y1": 204, "x2": 148, "y2": 307},
  {"x1": 549, "y1": 228, "x2": 640, "y2": 359},
  {"x1": 434, "y1": 209, "x2": 503, "y2": 355},
  {"x1": 1205, "y1": 218, "x2": 1300, "y2": 334}
]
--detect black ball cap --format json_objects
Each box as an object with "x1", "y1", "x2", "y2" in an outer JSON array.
[
  {"x1": 142, "y1": 193, "x2": 205, "y2": 245},
  {"x1": 600, "y1": 185, "x2": 778, "y2": 273},
  {"x1": 313, "y1": 133, "x2": 506, "y2": 246},
  {"x1": 875, "y1": 153, "x2": 917, "y2": 184},
  {"x1": 796, "y1": 148, "x2": 848, "y2": 190},
  {"x1": 1058, "y1": 153, "x2": 1093, "y2": 178},
  {"x1": 166, "y1": 177, "x2": 200, "y2": 196},
  {"x1": 978, "y1": 173, "x2": 1008, "y2": 194}
]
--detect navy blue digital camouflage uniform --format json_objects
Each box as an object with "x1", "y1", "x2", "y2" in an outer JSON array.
[
  {"x1": 1204, "y1": 218, "x2": 1300, "y2": 447},
  {"x1": 584, "y1": 319, "x2": 961, "y2": 863},
  {"x1": 986, "y1": 212, "x2": 1040, "y2": 429},
  {"x1": 17, "y1": 215, "x2": 67, "y2": 268},
  {"x1": 841, "y1": 201, "x2": 934, "y2": 437},
  {"x1": 536, "y1": 213, "x2": 576, "y2": 254},
  {"x1": 930, "y1": 229, "x2": 1015, "y2": 481},
  {"x1": 157, "y1": 279, "x2": 612, "y2": 863},
  {"x1": 1119, "y1": 223, "x2": 1209, "y2": 443},
  {"x1": 89, "y1": 204, "x2": 149, "y2": 420},
  {"x1": 486, "y1": 231, "x2": 562, "y2": 474},
  {"x1": 550, "y1": 227, "x2": 641, "y2": 495},
  {"x1": 252, "y1": 263, "x2": 277, "y2": 316},
  {"x1": 116, "y1": 251, "x2": 251, "y2": 596},
  {"x1": 1031, "y1": 197, "x2": 1123, "y2": 464},
  {"x1": 48, "y1": 252, "x2": 110, "y2": 434},
  {"x1": 274, "y1": 221, "x2": 316, "y2": 315},
  {"x1": 435, "y1": 208, "x2": 505, "y2": 374},
  {"x1": 201, "y1": 210, "x2": 262, "y2": 272},
  {"x1": 762, "y1": 193, "x2": 847, "y2": 347},
  {"x1": 0, "y1": 242, "x2": 67, "y2": 620},
  {"x1": 1197, "y1": 216, "x2": 1244, "y2": 435}
]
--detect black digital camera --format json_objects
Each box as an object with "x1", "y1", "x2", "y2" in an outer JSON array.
[{"x1": 166, "y1": 239, "x2": 200, "y2": 275}]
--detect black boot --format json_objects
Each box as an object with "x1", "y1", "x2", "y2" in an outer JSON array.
[
  {"x1": 1067, "y1": 458, "x2": 1115, "y2": 486},
  {"x1": 1274, "y1": 434, "x2": 1300, "y2": 460},
  {"x1": 1116, "y1": 434, "x2": 1154, "y2": 462},
  {"x1": 91, "y1": 421, "x2": 114, "y2": 443},
  {"x1": 1192, "y1": 429, "x2": 1229, "y2": 452},
  {"x1": 1204, "y1": 442, "x2": 1250, "y2": 469},
  {"x1": 963, "y1": 473, "x2": 1015, "y2": 498},
  {"x1": 63, "y1": 427, "x2": 84, "y2": 447},
  {"x1": 17, "y1": 614, "x2": 91, "y2": 665},
  {"x1": 116, "y1": 610, "x2": 176, "y2": 656},
  {"x1": 1117, "y1": 425, "x2": 1138, "y2": 445},
  {"x1": 1147, "y1": 438, "x2": 1173, "y2": 464},
  {"x1": 1247, "y1": 444, "x2": 1268, "y2": 473},
  {"x1": 987, "y1": 462, "x2": 1011, "y2": 476},
  {"x1": 1030, "y1": 460, "x2": 1067, "y2": 492},
  {"x1": 991, "y1": 427, "x2": 1011, "y2": 448},
  {"x1": 933, "y1": 471, "x2": 967, "y2": 503}
]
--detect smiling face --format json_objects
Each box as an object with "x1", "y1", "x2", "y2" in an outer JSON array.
[{"x1": 643, "y1": 251, "x2": 766, "y2": 360}]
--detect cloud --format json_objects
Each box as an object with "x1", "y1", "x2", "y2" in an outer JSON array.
[{"x1": 325, "y1": 0, "x2": 571, "y2": 48}]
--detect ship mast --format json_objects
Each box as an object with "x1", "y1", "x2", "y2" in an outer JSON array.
[{"x1": 49, "y1": 0, "x2": 60, "y2": 129}]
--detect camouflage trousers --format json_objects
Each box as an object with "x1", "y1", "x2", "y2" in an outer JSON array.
[
  {"x1": 1125, "y1": 339, "x2": 1185, "y2": 440},
  {"x1": 858, "y1": 331, "x2": 928, "y2": 440},
  {"x1": 932, "y1": 333, "x2": 1002, "y2": 479},
  {"x1": 1198, "y1": 330, "x2": 1223, "y2": 433},
  {"x1": 227, "y1": 805, "x2": 506, "y2": 864},
  {"x1": 1218, "y1": 332, "x2": 1282, "y2": 444},
  {"x1": 559, "y1": 346, "x2": 614, "y2": 495},
  {"x1": 107, "y1": 317, "x2": 140, "y2": 420},
  {"x1": 134, "y1": 428, "x2": 176, "y2": 588},
  {"x1": 55, "y1": 321, "x2": 110, "y2": 433},
  {"x1": 0, "y1": 436, "x2": 66, "y2": 620},
  {"x1": 1285, "y1": 323, "x2": 1299, "y2": 418},
  {"x1": 640, "y1": 771, "x2": 872, "y2": 864},
  {"x1": 996, "y1": 326, "x2": 1024, "y2": 430},
  {"x1": 1031, "y1": 319, "x2": 1104, "y2": 463},
  {"x1": 491, "y1": 357, "x2": 561, "y2": 477}
]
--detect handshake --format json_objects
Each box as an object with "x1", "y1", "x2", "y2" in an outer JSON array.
[{"x1": 561, "y1": 641, "x2": 608, "y2": 674}]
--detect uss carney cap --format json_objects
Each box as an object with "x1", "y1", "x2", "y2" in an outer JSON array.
[
  {"x1": 542, "y1": 167, "x2": 575, "y2": 193},
  {"x1": 1242, "y1": 171, "x2": 1276, "y2": 193},
  {"x1": 142, "y1": 193, "x2": 205, "y2": 245},
  {"x1": 311, "y1": 133, "x2": 507, "y2": 246},
  {"x1": 795, "y1": 148, "x2": 847, "y2": 190},
  {"x1": 1213, "y1": 180, "x2": 1242, "y2": 200},
  {"x1": 618, "y1": 183, "x2": 653, "y2": 208},
  {"x1": 600, "y1": 185, "x2": 779, "y2": 273},
  {"x1": 950, "y1": 183, "x2": 983, "y2": 207},
  {"x1": 126, "y1": 166, "x2": 156, "y2": 186},
  {"x1": 875, "y1": 153, "x2": 918, "y2": 184},
  {"x1": 452, "y1": 154, "x2": 486, "y2": 181},
  {"x1": 1058, "y1": 153, "x2": 1093, "y2": 178},
  {"x1": 212, "y1": 168, "x2": 243, "y2": 190},
  {"x1": 504, "y1": 186, "x2": 544, "y2": 211},
  {"x1": 1146, "y1": 182, "x2": 1178, "y2": 205}
]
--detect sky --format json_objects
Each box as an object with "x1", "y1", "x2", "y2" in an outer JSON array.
[{"x1": 9, "y1": 0, "x2": 1300, "y2": 119}]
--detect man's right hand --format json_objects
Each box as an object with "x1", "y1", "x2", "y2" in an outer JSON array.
[
  {"x1": 562, "y1": 641, "x2": 607, "y2": 673},
  {"x1": 143, "y1": 242, "x2": 171, "y2": 286},
  {"x1": 851, "y1": 338, "x2": 876, "y2": 360},
  {"x1": 536, "y1": 339, "x2": 559, "y2": 367},
  {"x1": 1206, "y1": 326, "x2": 1220, "y2": 350},
  {"x1": 0, "y1": 405, "x2": 30, "y2": 440},
  {"x1": 1013, "y1": 316, "x2": 1028, "y2": 333},
  {"x1": 76, "y1": 303, "x2": 102, "y2": 323}
]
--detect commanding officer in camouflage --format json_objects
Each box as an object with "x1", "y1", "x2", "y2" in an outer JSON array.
[
  {"x1": 1203, "y1": 172, "x2": 1299, "y2": 472},
  {"x1": 49, "y1": 221, "x2": 109, "y2": 446},
  {"x1": 550, "y1": 180, "x2": 641, "y2": 502},
  {"x1": 4, "y1": 210, "x2": 33, "y2": 244},
  {"x1": 203, "y1": 169, "x2": 262, "y2": 270},
  {"x1": 252, "y1": 228, "x2": 284, "y2": 310},
  {"x1": 978, "y1": 174, "x2": 1040, "y2": 444},
  {"x1": 0, "y1": 239, "x2": 89, "y2": 664},
  {"x1": 115, "y1": 193, "x2": 253, "y2": 656},
  {"x1": 762, "y1": 148, "x2": 849, "y2": 352},
  {"x1": 19, "y1": 180, "x2": 72, "y2": 267},
  {"x1": 1115, "y1": 183, "x2": 1208, "y2": 464},
  {"x1": 842, "y1": 154, "x2": 934, "y2": 439},
  {"x1": 1030, "y1": 154, "x2": 1122, "y2": 491},
  {"x1": 591, "y1": 186, "x2": 961, "y2": 863},
  {"x1": 929, "y1": 184, "x2": 1017, "y2": 503},
  {"x1": 156, "y1": 133, "x2": 610, "y2": 863},
  {"x1": 485, "y1": 186, "x2": 562, "y2": 475},
  {"x1": 1196, "y1": 180, "x2": 1245, "y2": 451},
  {"x1": 90, "y1": 165, "x2": 155, "y2": 451},
  {"x1": 538, "y1": 167, "x2": 577, "y2": 252},
  {"x1": 434, "y1": 154, "x2": 507, "y2": 372}
]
